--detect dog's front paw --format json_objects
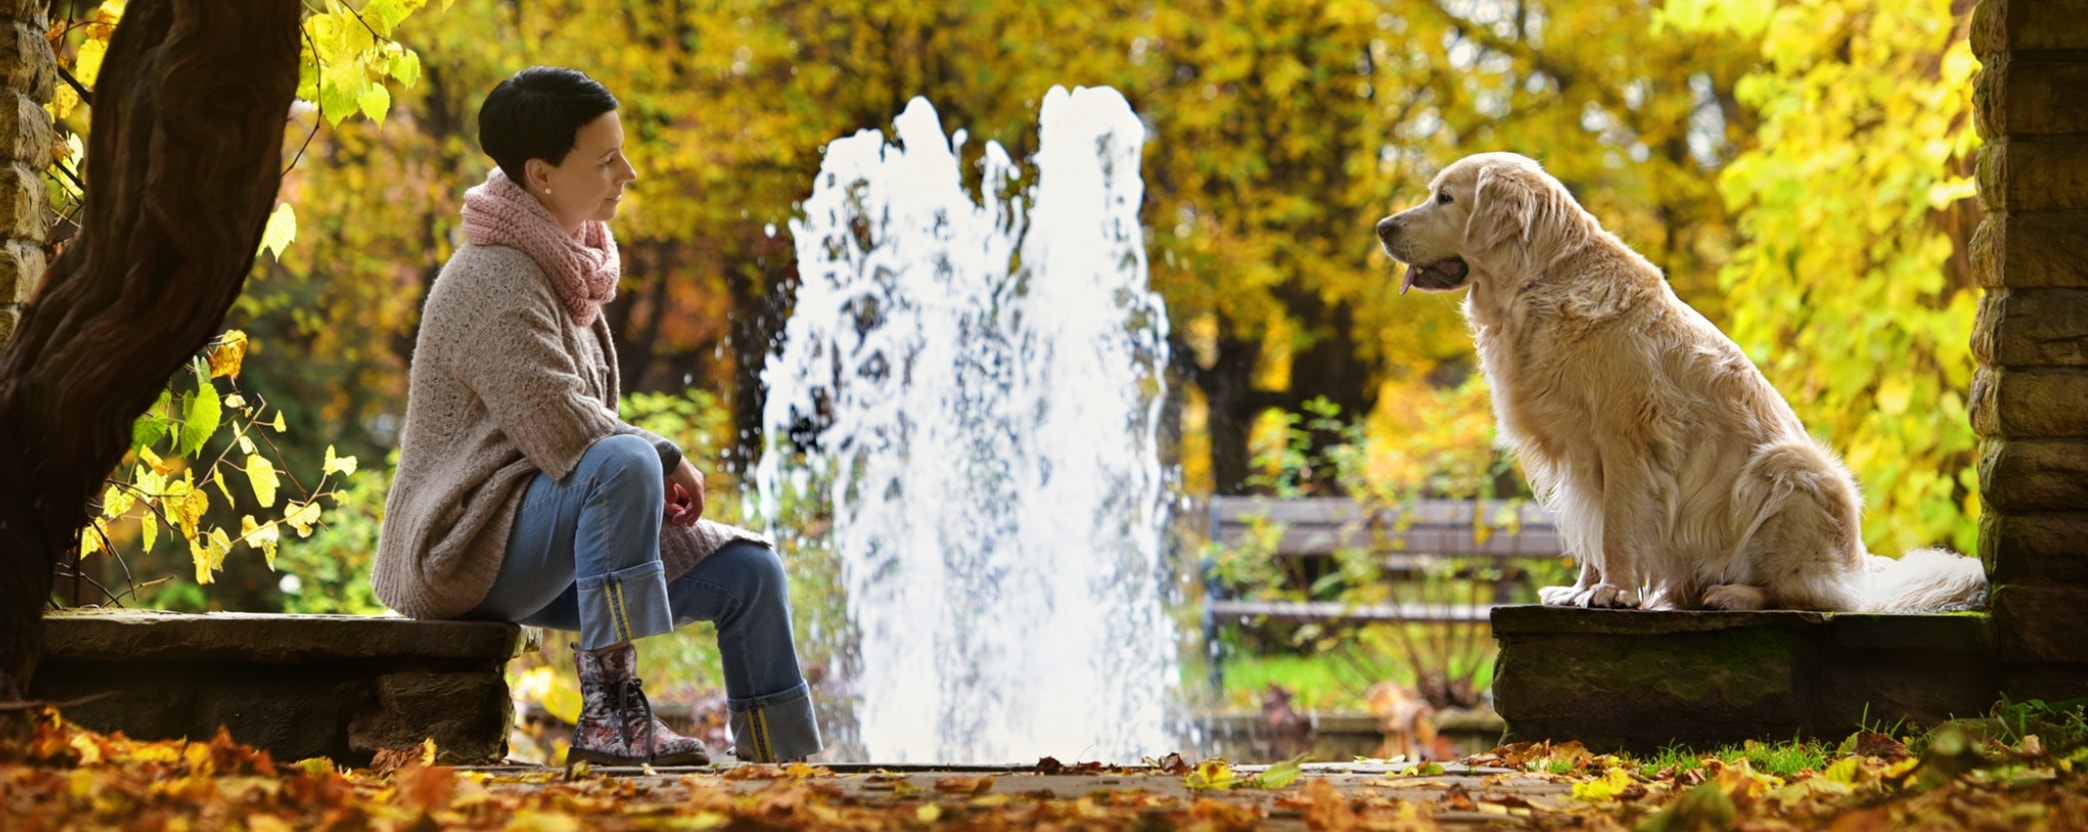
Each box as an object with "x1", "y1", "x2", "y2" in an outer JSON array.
[
  {"x1": 1538, "y1": 585, "x2": 1583, "y2": 606},
  {"x1": 1581, "y1": 583, "x2": 1641, "y2": 609}
]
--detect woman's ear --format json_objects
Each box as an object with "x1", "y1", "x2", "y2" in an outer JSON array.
[
  {"x1": 523, "y1": 158, "x2": 555, "y2": 194},
  {"x1": 1464, "y1": 164, "x2": 1535, "y2": 252}
]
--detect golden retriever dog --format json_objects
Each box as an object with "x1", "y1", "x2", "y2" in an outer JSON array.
[{"x1": 1374, "y1": 152, "x2": 1986, "y2": 612}]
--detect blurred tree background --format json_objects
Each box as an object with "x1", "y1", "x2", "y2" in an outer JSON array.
[{"x1": 35, "y1": 0, "x2": 1981, "y2": 713}]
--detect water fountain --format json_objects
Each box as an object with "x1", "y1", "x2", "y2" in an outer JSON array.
[{"x1": 757, "y1": 86, "x2": 1179, "y2": 763}]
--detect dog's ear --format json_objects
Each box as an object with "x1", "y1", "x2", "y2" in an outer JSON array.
[{"x1": 1465, "y1": 164, "x2": 1535, "y2": 252}]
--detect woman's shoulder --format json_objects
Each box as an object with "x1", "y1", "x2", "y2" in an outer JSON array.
[{"x1": 427, "y1": 244, "x2": 553, "y2": 308}]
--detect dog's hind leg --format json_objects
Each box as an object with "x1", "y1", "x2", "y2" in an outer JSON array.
[{"x1": 1725, "y1": 441, "x2": 1866, "y2": 611}]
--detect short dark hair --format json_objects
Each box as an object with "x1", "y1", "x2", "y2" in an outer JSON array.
[{"x1": 478, "y1": 66, "x2": 619, "y2": 185}]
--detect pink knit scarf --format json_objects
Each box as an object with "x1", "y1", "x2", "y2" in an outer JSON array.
[{"x1": 460, "y1": 168, "x2": 619, "y2": 326}]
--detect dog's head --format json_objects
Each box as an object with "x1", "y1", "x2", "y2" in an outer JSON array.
[{"x1": 1375, "y1": 152, "x2": 1584, "y2": 295}]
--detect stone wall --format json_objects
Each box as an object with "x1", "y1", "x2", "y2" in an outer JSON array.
[
  {"x1": 0, "y1": 0, "x2": 47, "y2": 345},
  {"x1": 1970, "y1": 0, "x2": 2088, "y2": 700}
]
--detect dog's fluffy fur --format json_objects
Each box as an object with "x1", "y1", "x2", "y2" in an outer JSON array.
[{"x1": 1375, "y1": 152, "x2": 1986, "y2": 612}]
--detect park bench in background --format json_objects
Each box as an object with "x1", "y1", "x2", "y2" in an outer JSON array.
[{"x1": 1203, "y1": 495, "x2": 1563, "y2": 629}]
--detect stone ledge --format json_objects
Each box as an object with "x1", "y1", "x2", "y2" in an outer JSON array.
[
  {"x1": 42, "y1": 610, "x2": 526, "y2": 663},
  {"x1": 31, "y1": 612, "x2": 524, "y2": 765},
  {"x1": 1491, "y1": 606, "x2": 1998, "y2": 753}
]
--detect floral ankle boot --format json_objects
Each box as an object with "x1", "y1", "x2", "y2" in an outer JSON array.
[{"x1": 567, "y1": 643, "x2": 711, "y2": 766}]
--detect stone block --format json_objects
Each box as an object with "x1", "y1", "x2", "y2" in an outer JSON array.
[
  {"x1": 1972, "y1": 211, "x2": 2088, "y2": 290},
  {"x1": 0, "y1": 304, "x2": 15, "y2": 345},
  {"x1": 0, "y1": 237, "x2": 40, "y2": 303},
  {"x1": 1974, "y1": 55, "x2": 2088, "y2": 139},
  {"x1": 1978, "y1": 139, "x2": 2088, "y2": 213},
  {"x1": 1971, "y1": 366, "x2": 2088, "y2": 437},
  {"x1": 0, "y1": 161, "x2": 42, "y2": 240},
  {"x1": 0, "y1": 2, "x2": 48, "y2": 25},
  {"x1": 1979, "y1": 437, "x2": 2088, "y2": 513},
  {"x1": 1972, "y1": 0, "x2": 2088, "y2": 55},
  {"x1": 0, "y1": 20, "x2": 50, "y2": 100},
  {"x1": 2000, "y1": 666, "x2": 2088, "y2": 703},
  {"x1": 1991, "y1": 585, "x2": 2088, "y2": 666},
  {"x1": 0, "y1": 88, "x2": 48, "y2": 166},
  {"x1": 1971, "y1": 288, "x2": 2088, "y2": 367},
  {"x1": 1981, "y1": 512, "x2": 2088, "y2": 585},
  {"x1": 347, "y1": 672, "x2": 512, "y2": 764}
]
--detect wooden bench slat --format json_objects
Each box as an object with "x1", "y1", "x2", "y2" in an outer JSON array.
[
  {"x1": 1209, "y1": 495, "x2": 1555, "y2": 529},
  {"x1": 1244, "y1": 527, "x2": 1565, "y2": 558},
  {"x1": 1207, "y1": 599, "x2": 1497, "y2": 625}
]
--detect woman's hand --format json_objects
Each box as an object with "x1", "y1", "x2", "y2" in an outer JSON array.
[{"x1": 665, "y1": 459, "x2": 706, "y2": 527}]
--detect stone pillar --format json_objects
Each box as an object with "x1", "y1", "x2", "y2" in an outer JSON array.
[
  {"x1": 1969, "y1": 0, "x2": 2088, "y2": 700},
  {"x1": 0, "y1": 0, "x2": 50, "y2": 346}
]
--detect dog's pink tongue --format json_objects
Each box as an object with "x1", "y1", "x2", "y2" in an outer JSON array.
[{"x1": 1401, "y1": 263, "x2": 1418, "y2": 296}]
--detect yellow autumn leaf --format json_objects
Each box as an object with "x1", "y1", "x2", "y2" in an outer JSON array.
[
  {"x1": 100, "y1": 483, "x2": 133, "y2": 518},
  {"x1": 207, "y1": 527, "x2": 232, "y2": 572},
  {"x1": 1185, "y1": 758, "x2": 1238, "y2": 790},
  {"x1": 207, "y1": 329, "x2": 248, "y2": 378},
  {"x1": 79, "y1": 525, "x2": 102, "y2": 558},
  {"x1": 241, "y1": 515, "x2": 280, "y2": 570},
  {"x1": 139, "y1": 513, "x2": 157, "y2": 553},
  {"x1": 272, "y1": 410, "x2": 287, "y2": 432},
  {"x1": 323, "y1": 444, "x2": 358, "y2": 477},
  {"x1": 69, "y1": 734, "x2": 101, "y2": 765},
  {"x1": 284, "y1": 500, "x2": 323, "y2": 538},
  {"x1": 1572, "y1": 766, "x2": 1635, "y2": 801},
  {"x1": 246, "y1": 454, "x2": 280, "y2": 508}
]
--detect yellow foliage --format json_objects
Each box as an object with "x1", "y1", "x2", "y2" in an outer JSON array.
[{"x1": 1671, "y1": 0, "x2": 1981, "y2": 555}]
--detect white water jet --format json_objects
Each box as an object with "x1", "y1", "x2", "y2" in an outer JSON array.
[{"x1": 757, "y1": 86, "x2": 1178, "y2": 763}]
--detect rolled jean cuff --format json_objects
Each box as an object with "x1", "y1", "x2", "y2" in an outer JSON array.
[
  {"x1": 575, "y1": 561, "x2": 672, "y2": 650},
  {"x1": 729, "y1": 682, "x2": 822, "y2": 762}
]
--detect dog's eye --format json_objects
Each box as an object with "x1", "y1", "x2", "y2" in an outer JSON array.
[{"x1": 1435, "y1": 190, "x2": 1454, "y2": 205}]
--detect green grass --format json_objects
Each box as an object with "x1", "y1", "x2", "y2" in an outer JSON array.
[
  {"x1": 1204, "y1": 629, "x2": 1499, "y2": 712},
  {"x1": 1628, "y1": 735, "x2": 1833, "y2": 778}
]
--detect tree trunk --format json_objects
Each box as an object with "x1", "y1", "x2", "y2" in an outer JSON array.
[{"x1": 0, "y1": 0, "x2": 301, "y2": 702}]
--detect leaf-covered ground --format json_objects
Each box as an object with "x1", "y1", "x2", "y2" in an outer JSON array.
[{"x1": 5, "y1": 707, "x2": 2087, "y2": 830}]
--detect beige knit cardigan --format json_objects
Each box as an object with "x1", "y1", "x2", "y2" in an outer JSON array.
[{"x1": 373, "y1": 243, "x2": 765, "y2": 621}]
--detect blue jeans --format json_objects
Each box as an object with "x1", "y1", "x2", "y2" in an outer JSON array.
[{"x1": 466, "y1": 434, "x2": 821, "y2": 762}]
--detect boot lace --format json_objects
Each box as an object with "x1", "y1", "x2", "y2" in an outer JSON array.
[{"x1": 612, "y1": 677, "x2": 657, "y2": 764}]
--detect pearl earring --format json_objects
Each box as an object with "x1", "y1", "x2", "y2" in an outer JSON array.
[{"x1": 544, "y1": 188, "x2": 553, "y2": 195}]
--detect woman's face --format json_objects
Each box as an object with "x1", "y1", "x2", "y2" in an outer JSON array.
[{"x1": 527, "y1": 110, "x2": 638, "y2": 235}]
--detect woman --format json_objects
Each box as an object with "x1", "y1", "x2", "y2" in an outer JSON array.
[{"x1": 372, "y1": 66, "x2": 820, "y2": 766}]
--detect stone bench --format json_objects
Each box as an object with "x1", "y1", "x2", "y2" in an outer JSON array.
[
  {"x1": 30, "y1": 611, "x2": 525, "y2": 765},
  {"x1": 1490, "y1": 605, "x2": 1997, "y2": 753}
]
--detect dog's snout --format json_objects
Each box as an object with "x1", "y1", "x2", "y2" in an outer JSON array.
[{"x1": 1375, "y1": 216, "x2": 1400, "y2": 243}]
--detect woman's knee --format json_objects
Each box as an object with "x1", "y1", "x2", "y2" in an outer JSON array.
[
  {"x1": 584, "y1": 434, "x2": 664, "y2": 494},
  {"x1": 718, "y1": 541, "x2": 788, "y2": 597}
]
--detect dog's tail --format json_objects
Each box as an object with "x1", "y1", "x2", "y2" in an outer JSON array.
[{"x1": 1857, "y1": 548, "x2": 1987, "y2": 613}]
